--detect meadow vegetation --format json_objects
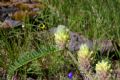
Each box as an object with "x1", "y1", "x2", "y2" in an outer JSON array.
[{"x1": 0, "y1": 0, "x2": 120, "y2": 80}]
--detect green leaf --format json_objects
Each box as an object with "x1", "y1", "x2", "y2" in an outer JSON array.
[{"x1": 8, "y1": 45, "x2": 58, "y2": 77}]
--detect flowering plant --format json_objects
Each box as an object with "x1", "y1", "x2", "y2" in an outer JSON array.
[
  {"x1": 95, "y1": 60, "x2": 112, "y2": 80},
  {"x1": 77, "y1": 44, "x2": 93, "y2": 71},
  {"x1": 54, "y1": 25, "x2": 70, "y2": 50}
]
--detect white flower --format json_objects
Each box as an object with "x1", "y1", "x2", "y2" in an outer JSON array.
[{"x1": 22, "y1": 24, "x2": 25, "y2": 28}]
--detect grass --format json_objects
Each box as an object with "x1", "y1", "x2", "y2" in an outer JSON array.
[
  {"x1": 45, "y1": 0, "x2": 120, "y2": 39},
  {"x1": 0, "y1": 0, "x2": 120, "y2": 80}
]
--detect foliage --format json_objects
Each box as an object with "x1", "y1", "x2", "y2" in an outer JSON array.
[
  {"x1": 8, "y1": 44, "x2": 57, "y2": 76},
  {"x1": 0, "y1": 0, "x2": 120, "y2": 80}
]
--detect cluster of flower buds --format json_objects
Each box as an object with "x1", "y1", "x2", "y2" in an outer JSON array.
[
  {"x1": 95, "y1": 60, "x2": 112, "y2": 80},
  {"x1": 54, "y1": 25, "x2": 113, "y2": 80},
  {"x1": 54, "y1": 25, "x2": 70, "y2": 50},
  {"x1": 77, "y1": 44, "x2": 93, "y2": 72}
]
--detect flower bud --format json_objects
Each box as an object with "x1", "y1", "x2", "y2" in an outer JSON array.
[
  {"x1": 95, "y1": 60, "x2": 112, "y2": 80},
  {"x1": 54, "y1": 25, "x2": 69, "y2": 50},
  {"x1": 77, "y1": 44, "x2": 93, "y2": 72}
]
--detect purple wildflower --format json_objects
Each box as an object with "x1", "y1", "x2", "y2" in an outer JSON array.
[{"x1": 68, "y1": 72, "x2": 73, "y2": 80}]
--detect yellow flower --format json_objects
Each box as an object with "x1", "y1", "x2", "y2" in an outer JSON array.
[
  {"x1": 54, "y1": 25, "x2": 69, "y2": 43},
  {"x1": 77, "y1": 44, "x2": 93, "y2": 59},
  {"x1": 95, "y1": 60, "x2": 111, "y2": 73},
  {"x1": 77, "y1": 44, "x2": 93, "y2": 71}
]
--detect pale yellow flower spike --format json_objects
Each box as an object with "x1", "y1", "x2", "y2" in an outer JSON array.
[
  {"x1": 95, "y1": 60, "x2": 111, "y2": 73},
  {"x1": 54, "y1": 25, "x2": 70, "y2": 50},
  {"x1": 54, "y1": 25, "x2": 69, "y2": 43},
  {"x1": 78, "y1": 44, "x2": 93, "y2": 59}
]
